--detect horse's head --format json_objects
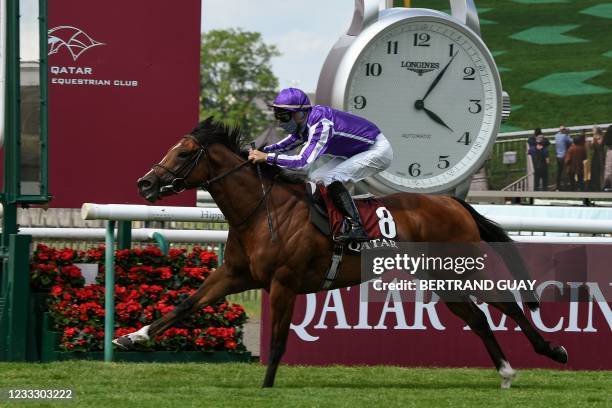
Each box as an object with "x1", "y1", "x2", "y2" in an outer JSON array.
[{"x1": 137, "y1": 117, "x2": 243, "y2": 202}]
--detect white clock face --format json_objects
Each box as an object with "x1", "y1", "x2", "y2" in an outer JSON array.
[{"x1": 345, "y1": 18, "x2": 500, "y2": 191}]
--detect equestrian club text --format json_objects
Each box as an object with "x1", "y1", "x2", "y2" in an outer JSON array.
[{"x1": 49, "y1": 66, "x2": 138, "y2": 88}]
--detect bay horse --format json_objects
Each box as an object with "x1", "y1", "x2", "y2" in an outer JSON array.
[{"x1": 118, "y1": 117, "x2": 567, "y2": 388}]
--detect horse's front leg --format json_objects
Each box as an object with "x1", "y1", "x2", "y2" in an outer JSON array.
[
  {"x1": 113, "y1": 264, "x2": 254, "y2": 349},
  {"x1": 263, "y1": 278, "x2": 297, "y2": 388}
]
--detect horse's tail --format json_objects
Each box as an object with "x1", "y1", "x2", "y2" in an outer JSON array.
[{"x1": 451, "y1": 197, "x2": 540, "y2": 311}]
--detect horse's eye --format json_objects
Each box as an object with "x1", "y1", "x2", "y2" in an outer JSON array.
[{"x1": 177, "y1": 151, "x2": 191, "y2": 159}]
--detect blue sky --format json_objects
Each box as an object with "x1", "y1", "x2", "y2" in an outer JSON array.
[
  {"x1": 201, "y1": 0, "x2": 354, "y2": 92},
  {"x1": 19, "y1": 0, "x2": 354, "y2": 92}
]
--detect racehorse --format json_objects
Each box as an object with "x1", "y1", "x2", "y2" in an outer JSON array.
[{"x1": 120, "y1": 117, "x2": 568, "y2": 388}]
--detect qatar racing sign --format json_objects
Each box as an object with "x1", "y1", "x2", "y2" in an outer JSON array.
[
  {"x1": 47, "y1": 0, "x2": 201, "y2": 207},
  {"x1": 261, "y1": 244, "x2": 612, "y2": 370}
]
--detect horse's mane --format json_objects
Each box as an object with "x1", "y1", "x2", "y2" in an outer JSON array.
[
  {"x1": 190, "y1": 116, "x2": 306, "y2": 185},
  {"x1": 191, "y1": 116, "x2": 243, "y2": 154}
]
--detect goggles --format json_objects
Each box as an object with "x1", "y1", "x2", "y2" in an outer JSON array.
[{"x1": 273, "y1": 109, "x2": 293, "y2": 123}]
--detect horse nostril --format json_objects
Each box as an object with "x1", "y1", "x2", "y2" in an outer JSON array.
[
  {"x1": 137, "y1": 174, "x2": 161, "y2": 202},
  {"x1": 139, "y1": 179, "x2": 152, "y2": 189},
  {"x1": 137, "y1": 176, "x2": 157, "y2": 193}
]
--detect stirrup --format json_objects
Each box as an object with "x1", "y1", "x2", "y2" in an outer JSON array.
[{"x1": 334, "y1": 223, "x2": 369, "y2": 243}]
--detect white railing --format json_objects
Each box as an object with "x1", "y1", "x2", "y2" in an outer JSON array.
[
  {"x1": 1, "y1": 203, "x2": 608, "y2": 242},
  {"x1": 502, "y1": 173, "x2": 533, "y2": 192},
  {"x1": 82, "y1": 203, "x2": 225, "y2": 223},
  {"x1": 81, "y1": 203, "x2": 612, "y2": 235},
  {"x1": 497, "y1": 122, "x2": 611, "y2": 141},
  {"x1": 15, "y1": 227, "x2": 610, "y2": 245},
  {"x1": 512, "y1": 236, "x2": 612, "y2": 243},
  {"x1": 20, "y1": 227, "x2": 228, "y2": 243},
  {"x1": 492, "y1": 216, "x2": 612, "y2": 235}
]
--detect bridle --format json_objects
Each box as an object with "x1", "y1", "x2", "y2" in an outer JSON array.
[
  {"x1": 152, "y1": 135, "x2": 275, "y2": 229},
  {"x1": 153, "y1": 135, "x2": 250, "y2": 195}
]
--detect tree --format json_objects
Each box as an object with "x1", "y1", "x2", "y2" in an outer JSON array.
[{"x1": 200, "y1": 29, "x2": 280, "y2": 140}]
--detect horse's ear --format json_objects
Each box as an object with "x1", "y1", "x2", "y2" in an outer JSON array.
[{"x1": 192, "y1": 116, "x2": 216, "y2": 136}]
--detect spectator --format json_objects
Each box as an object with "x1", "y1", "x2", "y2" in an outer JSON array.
[
  {"x1": 604, "y1": 125, "x2": 612, "y2": 191},
  {"x1": 529, "y1": 135, "x2": 549, "y2": 191},
  {"x1": 528, "y1": 128, "x2": 541, "y2": 148},
  {"x1": 554, "y1": 126, "x2": 572, "y2": 190},
  {"x1": 565, "y1": 133, "x2": 587, "y2": 191},
  {"x1": 528, "y1": 128, "x2": 550, "y2": 148},
  {"x1": 589, "y1": 127, "x2": 605, "y2": 191}
]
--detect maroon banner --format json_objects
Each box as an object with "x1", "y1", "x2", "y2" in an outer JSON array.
[
  {"x1": 261, "y1": 246, "x2": 612, "y2": 369},
  {"x1": 46, "y1": 0, "x2": 201, "y2": 207},
  {"x1": 262, "y1": 290, "x2": 611, "y2": 369}
]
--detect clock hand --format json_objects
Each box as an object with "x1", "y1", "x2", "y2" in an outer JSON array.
[
  {"x1": 423, "y1": 107, "x2": 453, "y2": 132},
  {"x1": 421, "y1": 51, "x2": 459, "y2": 102},
  {"x1": 414, "y1": 99, "x2": 453, "y2": 131}
]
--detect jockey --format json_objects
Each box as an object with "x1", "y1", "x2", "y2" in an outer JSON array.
[{"x1": 248, "y1": 87, "x2": 393, "y2": 243}]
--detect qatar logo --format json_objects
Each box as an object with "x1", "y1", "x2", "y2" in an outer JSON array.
[{"x1": 48, "y1": 26, "x2": 105, "y2": 61}]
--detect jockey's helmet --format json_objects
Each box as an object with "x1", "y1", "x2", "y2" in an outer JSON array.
[{"x1": 269, "y1": 88, "x2": 312, "y2": 123}]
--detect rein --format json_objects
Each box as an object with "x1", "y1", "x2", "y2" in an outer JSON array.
[
  {"x1": 152, "y1": 135, "x2": 275, "y2": 230},
  {"x1": 200, "y1": 148, "x2": 251, "y2": 190},
  {"x1": 232, "y1": 176, "x2": 276, "y2": 228}
]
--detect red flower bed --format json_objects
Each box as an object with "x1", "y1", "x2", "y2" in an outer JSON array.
[{"x1": 32, "y1": 244, "x2": 247, "y2": 353}]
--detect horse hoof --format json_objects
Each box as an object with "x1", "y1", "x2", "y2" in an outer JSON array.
[
  {"x1": 112, "y1": 336, "x2": 133, "y2": 350},
  {"x1": 112, "y1": 325, "x2": 150, "y2": 350},
  {"x1": 499, "y1": 360, "x2": 516, "y2": 389},
  {"x1": 551, "y1": 345, "x2": 568, "y2": 364}
]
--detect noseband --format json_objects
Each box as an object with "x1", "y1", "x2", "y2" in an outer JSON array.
[{"x1": 153, "y1": 135, "x2": 250, "y2": 195}]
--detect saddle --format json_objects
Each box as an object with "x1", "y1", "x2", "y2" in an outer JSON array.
[
  {"x1": 305, "y1": 182, "x2": 399, "y2": 290},
  {"x1": 306, "y1": 182, "x2": 391, "y2": 242}
]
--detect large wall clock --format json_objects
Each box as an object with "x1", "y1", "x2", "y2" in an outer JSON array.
[{"x1": 316, "y1": 0, "x2": 510, "y2": 198}]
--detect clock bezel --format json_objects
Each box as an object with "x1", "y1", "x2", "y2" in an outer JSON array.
[{"x1": 328, "y1": 8, "x2": 502, "y2": 195}]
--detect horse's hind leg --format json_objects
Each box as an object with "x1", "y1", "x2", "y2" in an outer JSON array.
[
  {"x1": 263, "y1": 279, "x2": 297, "y2": 388},
  {"x1": 113, "y1": 264, "x2": 255, "y2": 348},
  {"x1": 444, "y1": 296, "x2": 516, "y2": 389},
  {"x1": 489, "y1": 300, "x2": 568, "y2": 364}
]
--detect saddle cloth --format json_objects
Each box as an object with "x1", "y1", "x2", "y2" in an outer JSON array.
[{"x1": 308, "y1": 182, "x2": 387, "y2": 241}]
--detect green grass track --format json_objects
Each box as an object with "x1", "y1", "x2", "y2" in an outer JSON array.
[{"x1": 0, "y1": 362, "x2": 610, "y2": 407}]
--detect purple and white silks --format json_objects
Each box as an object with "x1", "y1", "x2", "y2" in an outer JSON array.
[{"x1": 263, "y1": 106, "x2": 382, "y2": 170}]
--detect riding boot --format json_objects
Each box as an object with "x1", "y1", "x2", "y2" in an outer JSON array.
[{"x1": 327, "y1": 181, "x2": 369, "y2": 243}]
